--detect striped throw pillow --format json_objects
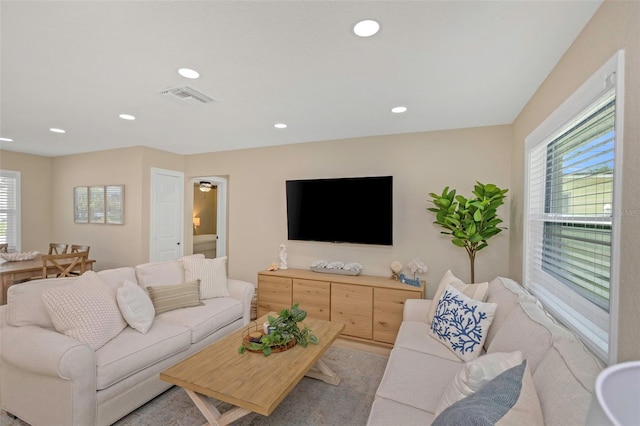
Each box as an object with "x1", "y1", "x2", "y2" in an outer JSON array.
[
  {"x1": 147, "y1": 280, "x2": 203, "y2": 314},
  {"x1": 183, "y1": 256, "x2": 229, "y2": 299}
]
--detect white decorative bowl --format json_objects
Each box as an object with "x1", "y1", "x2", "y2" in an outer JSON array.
[{"x1": 0, "y1": 251, "x2": 40, "y2": 261}]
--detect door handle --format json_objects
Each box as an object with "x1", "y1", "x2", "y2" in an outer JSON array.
[{"x1": 177, "y1": 242, "x2": 181, "y2": 245}]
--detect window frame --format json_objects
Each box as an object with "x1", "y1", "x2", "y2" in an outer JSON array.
[
  {"x1": 0, "y1": 169, "x2": 22, "y2": 252},
  {"x1": 523, "y1": 50, "x2": 624, "y2": 364}
]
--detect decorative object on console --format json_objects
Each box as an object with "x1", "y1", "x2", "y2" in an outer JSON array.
[
  {"x1": 238, "y1": 303, "x2": 318, "y2": 356},
  {"x1": 0, "y1": 251, "x2": 39, "y2": 261},
  {"x1": 398, "y1": 273, "x2": 421, "y2": 287},
  {"x1": 278, "y1": 243, "x2": 288, "y2": 269},
  {"x1": 407, "y1": 257, "x2": 428, "y2": 279},
  {"x1": 267, "y1": 262, "x2": 279, "y2": 271},
  {"x1": 428, "y1": 182, "x2": 507, "y2": 283},
  {"x1": 310, "y1": 260, "x2": 362, "y2": 276},
  {"x1": 390, "y1": 260, "x2": 403, "y2": 280},
  {"x1": 430, "y1": 284, "x2": 497, "y2": 361}
]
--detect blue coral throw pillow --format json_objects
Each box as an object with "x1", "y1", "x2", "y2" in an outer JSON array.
[{"x1": 430, "y1": 284, "x2": 497, "y2": 361}]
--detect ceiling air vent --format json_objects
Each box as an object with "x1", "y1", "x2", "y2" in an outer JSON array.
[{"x1": 160, "y1": 86, "x2": 215, "y2": 104}]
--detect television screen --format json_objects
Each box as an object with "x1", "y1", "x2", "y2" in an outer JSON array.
[{"x1": 286, "y1": 176, "x2": 392, "y2": 246}]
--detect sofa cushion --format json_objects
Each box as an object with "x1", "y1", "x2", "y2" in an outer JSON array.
[
  {"x1": 134, "y1": 255, "x2": 204, "y2": 289},
  {"x1": 42, "y1": 271, "x2": 128, "y2": 350},
  {"x1": 394, "y1": 321, "x2": 462, "y2": 362},
  {"x1": 183, "y1": 256, "x2": 229, "y2": 299},
  {"x1": 147, "y1": 280, "x2": 204, "y2": 314},
  {"x1": 157, "y1": 297, "x2": 243, "y2": 343},
  {"x1": 7, "y1": 277, "x2": 77, "y2": 328},
  {"x1": 366, "y1": 397, "x2": 434, "y2": 426},
  {"x1": 487, "y1": 294, "x2": 559, "y2": 372},
  {"x1": 375, "y1": 347, "x2": 462, "y2": 413},
  {"x1": 432, "y1": 360, "x2": 543, "y2": 426},
  {"x1": 430, "y1": 285, "x2": 497, "y2": 361},
  {"x1": 117, "y1": 280, "x2": 155, "y2": 333},
  {"x1": 426, "y1": 270, "x2": 488, "y2": 324},
  {"x1": 435, "y1": 351, "x2": 524, "y2": 416},
  {"x1": 484, "y1": 277, "x2": 531, "y2": 347},
  {"x1": 97, "y1": 267, "x2": 137, "y2": 291},
  {"x1": 95, "y1": 319, "x2": 191, "y2": 390},
  {"x1": 532, "y1": 331, "x2": 603, "y2": 425}
]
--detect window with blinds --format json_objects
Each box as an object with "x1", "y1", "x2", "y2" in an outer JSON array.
[
  {"x1": 524, "y1": 51, "x2": 624, "y2": 363},
  {"x1": 0, "y1": 170, "x2": 21, "y2": 251}
]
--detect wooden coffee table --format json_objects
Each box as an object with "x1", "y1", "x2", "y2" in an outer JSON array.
[{"x1": 160, "y1": 314, "x2": 345, "y2": 426}]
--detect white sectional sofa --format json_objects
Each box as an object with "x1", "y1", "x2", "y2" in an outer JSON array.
[
  {"x1": 367, "y1": 275, "x2": 604, "y2": 425},
  {"x1": 0, "y1": 255, "x2": 255, "y2": 426}
]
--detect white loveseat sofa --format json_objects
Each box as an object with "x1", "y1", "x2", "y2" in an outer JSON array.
[
  {"x1": 367, "y1": 275, "x2": 604, "y2": 425},
  {"x1": 0, "y1": 255, "x2": 255, "y2": 426}
]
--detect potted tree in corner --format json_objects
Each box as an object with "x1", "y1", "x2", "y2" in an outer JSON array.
[{"x1": 428, "y1": 182, "x2": 508, "y2": 283}]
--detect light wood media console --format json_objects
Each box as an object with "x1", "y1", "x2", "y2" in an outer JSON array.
[{"x1": 257, "y1": 268, "x2": 425, "y2": 346}]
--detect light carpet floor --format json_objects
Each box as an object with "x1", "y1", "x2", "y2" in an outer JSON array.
[{"x1": 1, "y1": 345, "x2": 388, "y2": 426}]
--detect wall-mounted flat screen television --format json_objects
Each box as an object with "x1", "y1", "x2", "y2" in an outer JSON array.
[{"x1": 286, "y1": 176, "x2": 392, "y2": 246}]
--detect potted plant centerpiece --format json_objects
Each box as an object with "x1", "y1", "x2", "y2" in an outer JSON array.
[{"x1": 238, "y1": 304, "x2": 319, "y2": 356}]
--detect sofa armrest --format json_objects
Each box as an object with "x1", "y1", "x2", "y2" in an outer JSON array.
[
  {"x1": 1, "y1": 324, "x2": 97, "y2": 425},
  {"x1": 403, "y1": 299, "x2": 432, "y2": 322},
  {"x1": 228, "y1": 278, "x2": 255, "y2": 325},
  {"x1": 2, "y1": 324, "x2": 95, "y2": 380}
]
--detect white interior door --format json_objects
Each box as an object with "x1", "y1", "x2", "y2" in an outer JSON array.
[{"x1": 151, "y1": 168, "x2": 184, "y2": 262}]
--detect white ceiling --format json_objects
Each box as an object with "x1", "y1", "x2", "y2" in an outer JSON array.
[{"x1": 0, "y1": 1, "x2": 602, "y2": 158}]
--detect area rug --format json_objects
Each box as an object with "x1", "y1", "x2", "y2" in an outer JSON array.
[{"x1": 1, "y1": 345, "x2": 388, "y2": 426}]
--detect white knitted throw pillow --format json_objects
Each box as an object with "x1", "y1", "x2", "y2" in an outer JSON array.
[{"x1": 42, "y1": 271, "x2": 127, "y2": 350}]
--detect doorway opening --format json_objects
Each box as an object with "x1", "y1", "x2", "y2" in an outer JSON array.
[{"x1": 192, "y1": 176, "x2": 227, "y2": 259}]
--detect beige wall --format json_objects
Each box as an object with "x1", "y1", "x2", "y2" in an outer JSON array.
[
  {"x1": 46, "y1": 146, "x2": 184, "y2": 269},
  {"x1": 186, "y1": 125, "x2": 513, "y2": 296},
  {"x1": 0, "y1": 150, "x2": 53, "y2": 252},
  {"x1": 509, "y1": 0, "x2": 640, "y2": 362}
]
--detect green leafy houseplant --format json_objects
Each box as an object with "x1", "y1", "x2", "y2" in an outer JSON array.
[
  {"x1": 428, "y1": 182, "x2": 508, "y2": 283},
  {"x1": 238, "y1": 304, "x2": 319, "y2": 356}
]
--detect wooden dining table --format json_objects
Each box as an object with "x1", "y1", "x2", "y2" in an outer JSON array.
[{"x1": 0, "y1": 255, "x2": 95, "y2": 305}]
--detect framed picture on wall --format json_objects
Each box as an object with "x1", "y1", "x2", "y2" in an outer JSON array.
[
  {"x1": 89, "y1": 185, "x2": 106, "y2": 224},
  {"x1": 106, "y1": 185, "x2": 124, "y2": 225},
  {"x1": 74, "y1": 185, "x2": 125, "y2": 225},
  {"x1": 74, "y1": 186, "x2": 89, "y2": 223}
]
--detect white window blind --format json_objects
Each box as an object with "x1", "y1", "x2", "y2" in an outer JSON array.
[
  {"x1": 524, "y1": 51, "x2": 624, "y2": 363},
  {"x1": 0, "y1": 170, "x2": 21, "y2": 251}
]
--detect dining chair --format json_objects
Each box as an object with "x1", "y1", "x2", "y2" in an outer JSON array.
[
  {"x1": 69, "y1": 245, "x2": 90, "y2": 275},
  {"x1": 70, "y1": 244, "x2": 90, "y2": 257},
  {"x1": 49, "y1": 243, "x2": 69, "y2": 255},
  {"x1": 0, "y1": 243, "x2": 8, "y2": 253},
  {"x1": 42, "y1": 251, "x2": 88, "y2": 278}
]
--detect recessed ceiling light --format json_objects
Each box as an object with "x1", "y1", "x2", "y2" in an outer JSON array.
[
  {"x1": 0, "y1": 137, "x2": 13, "y2": 142},
  {"x1": 178, "y1": 68, "x2": 200, "y2": 79},
  {"x1": 49, "y1": 128, "x2": 66, "y2": 133},
  {"x1": 119, "y1": 114, "x2": 136, "y2": 120},
  {"x1": 274, "y1": 123, "x2": 287, "y2": 129},
  {"x1": 391, "y1": 106, "x2": 408, "y2": 114},
  {"x1": 353, "y1": 19, "x2": 380, "y2": 37}
]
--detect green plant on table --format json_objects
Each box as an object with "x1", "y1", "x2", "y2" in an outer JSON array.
[
  {"x1": 428, "y1": 182, "x2": 508, "y2": 283},
  {"x1": 238, "y1": 303, "x2": 319, "y2": 356}
]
